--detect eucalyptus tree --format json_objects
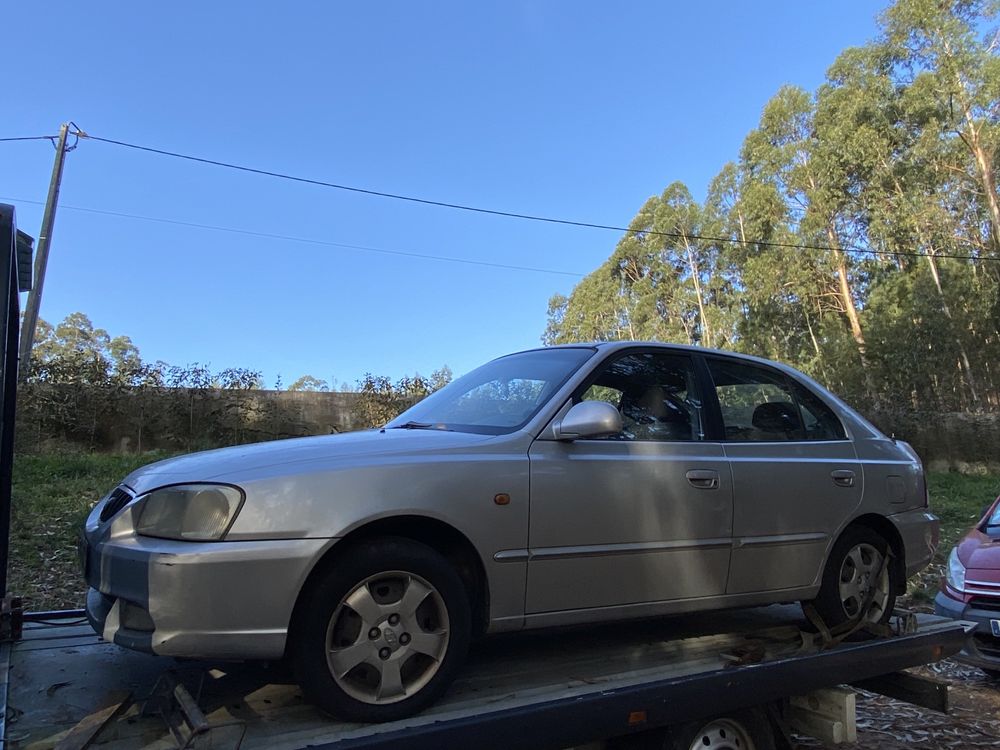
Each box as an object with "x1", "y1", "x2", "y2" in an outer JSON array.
[
  {"x1": 545, "y1": 183, "x2": 729, "y2": 347},
  {"x1": 732, "y1": 86, "x2": 881, "y2": 403},
  {"x1": 822, "y1": 43, "x2": 987, "y2": 407},
  {"x1": 882, "y1": 0, "x2": 1000, "y2": 408},
  {"x1": 543, "y1": 261, "x2": 636, "y2": 344},
  {"x1": 703, "y1": 162, "x2": 824, "y2": 371},
  {"x1": 542, "y1": 0, "x2": 1000, "y2": 411},
  {"x1": 882, "y1": 0, "x2": 1000, "y2": 252}
]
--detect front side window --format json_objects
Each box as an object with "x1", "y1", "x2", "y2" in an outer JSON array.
[
  {"x1": 707, "y1": 358, "x2": 846, "y2": 442},
  {"x1": 579, "y1": 352, "x2": 704, "y2": 441},
  {"x1": 388, "y1": 347, "x2": 595, "y2": 434}
]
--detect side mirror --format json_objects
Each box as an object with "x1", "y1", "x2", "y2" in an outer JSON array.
[{"x1": 552, "y1": 401, "x2": 623, "y2": 441}]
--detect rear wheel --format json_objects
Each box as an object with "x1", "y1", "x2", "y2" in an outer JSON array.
[
  {"x1": 290, "y1": 537, "x2": 471, "y2": 722},
  {"x1": 665, "y1": 709, "x2": 776, "y2": 750},
  {"x1": 808, "y1": 526, "x2": 895, "y2": 629}
]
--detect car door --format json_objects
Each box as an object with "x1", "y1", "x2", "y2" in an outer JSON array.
[
  {"x1": 525, "y1": 350, "x2": 733, "y2": 614},
  {"x1": 703, "y1": 356, "x2": 863, "y2": 595}
]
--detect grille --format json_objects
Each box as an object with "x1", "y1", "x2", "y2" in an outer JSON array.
[
  {"x1": 969, "y1": 596, "x2": 1000, "y2": 613},
  {"x1": 99, "y1": 487, "x2": 134, "y2": 522}
]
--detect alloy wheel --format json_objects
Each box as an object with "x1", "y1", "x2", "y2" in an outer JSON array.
[
  {"x1": 325, "y1": 571, "x2": 450, "y2": 705},
  {"x1": 838, "y1": 542, "x2": 890, "y2": 622}
]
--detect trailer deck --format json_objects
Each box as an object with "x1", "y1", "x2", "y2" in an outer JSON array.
[{"x1": 0, "y1": 605, "x2": 970, "y2": 750}]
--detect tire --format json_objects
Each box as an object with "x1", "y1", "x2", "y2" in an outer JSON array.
[
  {"x1": 290, "y1": 536, "x2": 471, "y2": 722},
  {"x1": 808, "y1": 525, "x2": 896, "y2": 629},
  {"x1": 664, "y1": 709, "x2": 776, "y2": 750}
]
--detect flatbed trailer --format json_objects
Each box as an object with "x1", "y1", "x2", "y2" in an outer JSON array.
[{"x1": 0, "y1": 604, "x2": 971, "y2": 750}]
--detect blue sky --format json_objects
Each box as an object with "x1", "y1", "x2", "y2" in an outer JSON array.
[{"x1": 4, "y1": 1, "x2": 885, "y2": 388}]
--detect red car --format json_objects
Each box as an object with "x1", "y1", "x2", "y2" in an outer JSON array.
[{"x1": 935, "y1": 494, "x2": 1000, "y2": 677}]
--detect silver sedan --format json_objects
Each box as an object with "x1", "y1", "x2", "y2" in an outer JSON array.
[{"x1": 81, "y1": 342, "x2": 939, "y2": 721}]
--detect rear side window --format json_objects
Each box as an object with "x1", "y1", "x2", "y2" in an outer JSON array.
[
  {"x1": 707, "y1": 359, "x2": 803, "y2": 441},
  {"x1": 707, "y1": 358, "x2": 846, "y2": 442},
  {"x1": 788, "y1": 381, "x2": 846, "y2": 440}
]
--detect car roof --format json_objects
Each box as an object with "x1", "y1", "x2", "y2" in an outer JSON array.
[{"x1": 517, "y1": 341, "x2": 792, "y2": 371}]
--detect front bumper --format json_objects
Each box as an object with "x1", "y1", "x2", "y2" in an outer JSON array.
[
  {"x1": 83, "y1": 530, "x2": 332, "y2": 660},
  {"x1": 934, "y1": 591, "x2": 1000, "y2": 670}
]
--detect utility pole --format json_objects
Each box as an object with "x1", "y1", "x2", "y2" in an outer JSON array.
[{"x1": 18, "y1": 123, "x2": 70, "y2": 381}]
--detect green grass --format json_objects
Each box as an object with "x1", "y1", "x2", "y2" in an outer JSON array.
[
  {"x1": 9, "y1": 451, "x2": 175, "y2": 611},
  {"x1": 928, "y1": 472, "x2": 1000, "y2": 553},
  {"x1": 6, "y1": 452, "x2": 999, "y2": 612}
]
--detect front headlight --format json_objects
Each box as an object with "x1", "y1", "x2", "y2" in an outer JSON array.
[
  {"x1": 135, "y1": 484, "x2": 244, "y2": 541},
  {"x1": 946, "y1": 547, "x2": 966, "y2": 593}
]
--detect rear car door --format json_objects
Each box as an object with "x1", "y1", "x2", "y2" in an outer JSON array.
[{"x1": 703, "y1": 356, "x2": 863, "y2": 595}]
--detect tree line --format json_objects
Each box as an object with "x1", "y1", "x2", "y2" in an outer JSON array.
[
  {"x1": 29, "y1": 312, "x2": 269, "y2": 391},
  {"x1": 17, "y1": 312, "x2": 455, "y2": 450},
  {"x1": 25, "y1": 312, "x2": 451, "y2": 399},
  {"x1": 544, "y1": 0, "x2": 1000, "y2": 413}
]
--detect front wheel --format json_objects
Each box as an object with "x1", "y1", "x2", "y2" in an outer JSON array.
[
  {"x1": 290, "y1": 537, "x2": 471, "y2": 722},
  {"x1": 807, "y1": 526, "x2": 896, "y2": 629}
]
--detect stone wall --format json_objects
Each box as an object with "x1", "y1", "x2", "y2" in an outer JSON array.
[
  {"x1": 15, "y1": 385, "x2": 369, "y2": 453},
  {"x1": 868, "y1": 411, "x2": 1000, "y2": 474},
  {"x1": 14, "y1": 384, "x2": 1000, "y2": 473}
]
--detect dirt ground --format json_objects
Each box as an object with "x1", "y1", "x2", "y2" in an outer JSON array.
[{"x1": 795, "y1": 658, "x2": 1000, "y2": 749}]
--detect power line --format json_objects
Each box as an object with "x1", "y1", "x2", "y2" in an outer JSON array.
[
  {"x1": 7, "y1": 130, "x2": 1000, "y2": 264},
  {"x1": 0, "y1": 197, "x2": 585, "y2": 278},
  {"x1": 0, "y1": 135, "x2": 58, "y2": 143},
  {"x1": 77, "y1": 132, "x2": 1000, "y2": 264}
]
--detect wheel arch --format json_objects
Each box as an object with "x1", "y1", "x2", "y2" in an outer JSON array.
[
  {"x1": 288, "y1": 515, "x2": 491, "y2": 649},
  {"x1": 841, "y1": 513, "x2": 907, "y2": 594}
]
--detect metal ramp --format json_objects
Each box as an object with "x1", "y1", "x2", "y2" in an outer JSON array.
[{"x1": 0, "y1": 606, "x2": 969, "y2": 750}]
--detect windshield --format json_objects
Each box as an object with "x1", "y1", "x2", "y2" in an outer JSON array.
[
  {"x1": 387, "y1": 348, "x2": 595, "y2": 435},
  {"x1": 985, "y1": 498, "x2": 1000, "y2": 534}
]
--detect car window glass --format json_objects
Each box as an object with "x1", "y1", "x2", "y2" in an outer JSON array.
[
  {"x1": 580, "y1": 353, "x2": 703, "y2": 442},
  {"x1": 708, "y1": 359, "x2": 805, "y2": 441},
  {"x1": 789, "y1": 381, "x2": 846, "y2": 440},
  {"x1": 452, "y1": 378, "x2": 548, "y2": 426},
  {"x1": 580, "y1": 384, "x2": 624, "y2": 408},
  {"x1": 391, "y1": 348, "x2": 594, "y2": 434},
  {"x1": 985, "y1": 503, "x2": 1000, "y2": 531}
]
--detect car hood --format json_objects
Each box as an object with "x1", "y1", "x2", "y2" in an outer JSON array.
[
  {"x1": 121, "y1": 429, "x2": 498, "y2": 494},
  {"x1": 957, "y1": 530, "x2": 1000, "y2": 571}
]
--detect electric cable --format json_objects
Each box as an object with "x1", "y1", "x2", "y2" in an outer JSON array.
[
  {"x1": 6, "y1": 130, "x2": 999, "y2": 264},
  {"x1": 0, "y1": 135, "x2": 57, "y2": 142},
  {"x1": 0, "y1": 197, "x2": 585, "y2": 277},
  {"x1": 77, "y1": 132, "x2": 1000, "y2": 264}
]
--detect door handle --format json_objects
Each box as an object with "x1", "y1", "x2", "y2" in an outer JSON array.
[
  {"x1": 831, "y1": 469, "x2": 856, "y2": 488},
  {"x1": 686, "y1": 470, "x2": 720, "y2": 490}
]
